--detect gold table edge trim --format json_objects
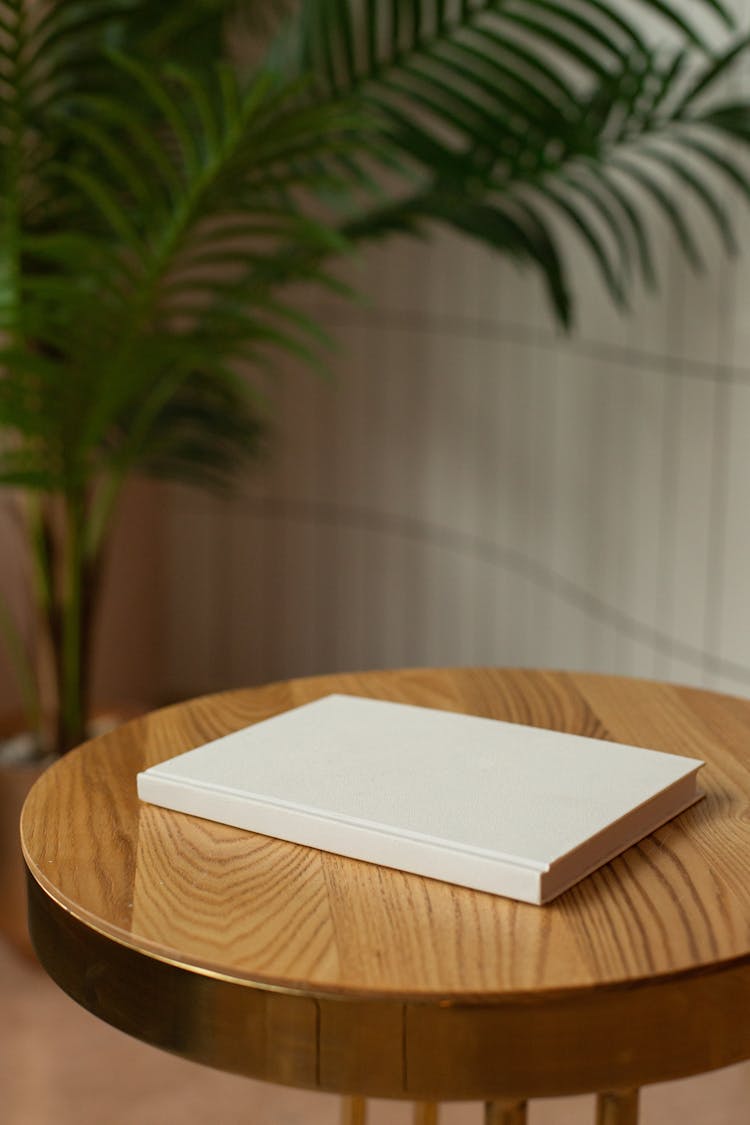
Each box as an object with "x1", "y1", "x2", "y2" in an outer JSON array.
[{"x1": 26, "y1": 870, "x2": 750, "y2": 1101}]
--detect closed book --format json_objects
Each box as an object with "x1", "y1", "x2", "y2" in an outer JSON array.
[{"x1": 136, "y1": 693, "x2": 703, "y2": 904}]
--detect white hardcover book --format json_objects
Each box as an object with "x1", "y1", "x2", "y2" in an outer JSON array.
[{"x1": 137, "y1": 694, "x2": 704, "y2": 904}]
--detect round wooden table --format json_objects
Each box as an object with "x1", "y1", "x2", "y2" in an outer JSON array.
[{"x1": 20, "y1": 668, "x2": 750, "y2": 1124}]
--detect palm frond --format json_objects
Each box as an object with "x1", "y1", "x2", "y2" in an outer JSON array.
[
  {"x1": 1, "y1": 45, "x2": 370, "y2": 500},
  {"x1": 285, "y1": 0, "x2": 750, "y2": 324}
]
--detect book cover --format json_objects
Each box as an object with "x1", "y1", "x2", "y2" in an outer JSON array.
[{"x1": 136, "y1": 694, "x2": 703, "y2": 904}]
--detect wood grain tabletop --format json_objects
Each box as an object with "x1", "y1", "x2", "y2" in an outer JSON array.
[{"x1": 19, "y1": 668, "x2": 750, "y2": 1099}]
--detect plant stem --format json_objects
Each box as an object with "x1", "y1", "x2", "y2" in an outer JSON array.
[
  {"x1": 56, "y1": 491, "x2": 87, "y2": 754},
  {"x1": 0, "y1": 586, "x2": 42, "y2": 739}
]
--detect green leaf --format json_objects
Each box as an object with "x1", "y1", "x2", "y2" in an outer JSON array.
[
  {"x1": 555, "y1": 172, "x2": 635, "y2": 285},
  {"x1": 639, "y1": 144, "x2": 736, "y2": 252},
  {"x1": 536, "y1": 182, "x2": 627, "y2": 306},
  {"x1": 102, "y1": 48, "x2": 199, "y2": 176},
  {"x1": 609, "y1": 155, "x2": 704, "y2": 270},
  {"x1": 585, "y1": 165, "x2": 657, "y2": 288},
  {"x1": 504, "y1": 1, "x2": 631, "y2": 65},
  {"x1": 61, "y1": 115, "x2": 162, "y2": 213},
  {"x1": 506, "y1": 197, "x2": 572, "y2": 325},
  {"x1": 677, "y1": 34, "x2": 750, "y2": 113},
  {"x1": 163, "y1": 62, "x2": 221, "y2": 160},
  {"x1": 461, "y1": 25, "x2": 579, "y2": 115},
  {"x1": 428, "y1": 35, "x2": 571, "y2": 126},
  {"x1": 570, "y1": 0, "x2": 649, "y2": 51},
  {"x1": 701, "y1": 103, "x2": 750, "y2": 142},
  {"x1": 67, "y1": 93, "x2": 183, "y2": 199},
  {"x1": 631, "y1": 1, "x2": 713, "y2": 46},
  {"x1": 56, "y1": 163, "x2": 146, "y2": 249},
  {"x1": 423, "y1": 192, "x2": 572, "y2": 323},
  {"x1": 673, "y1": 132, "x2": 750, "y2": 205},
  {"x1": 640, "y1": 50, "x2": 690, "y2": 124},
  {"x1": 482, "y1": 11, "x2": 610, "y2": 79}
]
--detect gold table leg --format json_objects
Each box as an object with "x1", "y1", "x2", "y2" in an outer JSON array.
[
  {"x1": 484, "y1": 1100, "x2": 527, "y2": 1125},
  {"x1": 340, "y1": 1089, "x2": 637, "y2": 1124},
  {"x1": 413, "y1": 1102, "x2": 439, "y2": 1124},
  {"x1": 341, "y1": 1096, "x2": 367, "y2": 1125},
  {"x1": 596, "y1": 1089, "x2": 640, "y2": 1125}
]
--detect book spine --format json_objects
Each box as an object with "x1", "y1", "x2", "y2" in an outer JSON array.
[{"x1": 137, "y1": 773, "x2": 543, "y2": 905}]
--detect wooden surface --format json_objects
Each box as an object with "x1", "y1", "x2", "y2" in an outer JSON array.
[{"x1": 20, "y1": 668, "x2": 750, "y2": 1099}]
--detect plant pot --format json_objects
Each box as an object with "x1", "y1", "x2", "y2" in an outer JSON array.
[
  {"x1": 0, "y1": 707, "x2": 144, "y2": 960},
  {"x1": 0, "y1": 734, "x2": 52, "y2": 960}
]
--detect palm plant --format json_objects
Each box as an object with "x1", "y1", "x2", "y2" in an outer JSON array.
[{"x1": 1, "y1": 0, "x2": 749, "y2": 756}]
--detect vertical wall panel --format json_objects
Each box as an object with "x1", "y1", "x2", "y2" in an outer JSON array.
[
  {"x1": 652, "y1": 369, "x2": 683, "y2": 680},
  {"x1": 323, "y1": 320, "x2": 372, "y2": 673},
  {"x1": 670, "y1": 379, "x2": 723, "y2": 662},
  {"x1": 164, "y1": 489, "x2": 229, "y2": 697},
  {"x1": 617, "y1": 367, "x2": 668, "y2": 673},
  {"x1": 225, "y1": 503, "x2": 269, "y2": 689},
  {"x1": 377, "y1": 327, "x2": 427, "y2": 668},
  {"x1": 716, "y1": 382, "x2": 750, "y2": 679}
]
